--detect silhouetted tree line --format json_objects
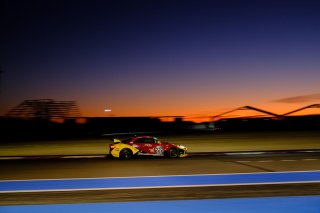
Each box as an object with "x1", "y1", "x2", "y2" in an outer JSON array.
[
  {"x1": 0, "y1": 115, "x2": 319, "y2": 142},
  {"x1": 0, "y1": 117, "x2": 190, "y2": 142}
]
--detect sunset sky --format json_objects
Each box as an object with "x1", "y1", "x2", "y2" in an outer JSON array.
[{"x1": 1, "y1": 0, "x2": 320, "y2": 121}]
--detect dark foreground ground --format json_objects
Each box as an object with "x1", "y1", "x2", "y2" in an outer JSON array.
[{"x1": 1, "y1": 153, "x2": 320, "y2": 205}]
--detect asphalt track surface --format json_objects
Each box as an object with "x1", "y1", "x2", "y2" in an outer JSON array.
[
  {"x1": 2, "y1": 196, "x2": 320, "y2": 213},
  {"x1": 1, "y1": 153, "x2": 320, "y2": 205}
]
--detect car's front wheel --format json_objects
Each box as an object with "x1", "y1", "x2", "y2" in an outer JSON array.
[
  {"x1": 168, "y1": 148, "x2": 179, "y2": 158},
  {"x1": 120, "y1": 149, "x2": 133, "y2": 160}
]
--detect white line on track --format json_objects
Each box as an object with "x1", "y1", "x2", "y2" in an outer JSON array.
[
  {"x1": 226, "y1": 152, "x2": 266, "y2": 155},
  {"x1": 0, "y1": 157, "x2": 24, "y2": 160},
  {"x1": 236, "y1": 159, "x2": 319, "y2": 163},
  {"x1": 62, "y1": 155, "x2": 106, "y2": 159},
  {"x1": 1, "y1": 170, "x2": 320, "y2": 182}
]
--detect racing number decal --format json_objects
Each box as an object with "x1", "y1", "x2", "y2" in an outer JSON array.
[{"x1": 155, "y1": 146, "x2": 164, "y2": 155}]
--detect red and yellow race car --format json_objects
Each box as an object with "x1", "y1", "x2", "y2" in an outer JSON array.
[{"x1": 109, "y1": 135, "x2": 187, "y2": 159}]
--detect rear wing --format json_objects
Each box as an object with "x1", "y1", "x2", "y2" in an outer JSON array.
[{"x1": 113, "y1": 138, "x2": 122, "y2": 144}]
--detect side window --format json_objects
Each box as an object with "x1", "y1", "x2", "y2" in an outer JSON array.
[
  {"x1": 144, "y1": 138, "x2": 155, "y2": 143},
  {"x1": 135, "y1": 138, "x2": 155, "y2": 143},
  {"x1": 135, "y1": 138, "x2": 146, "y2": 143}
]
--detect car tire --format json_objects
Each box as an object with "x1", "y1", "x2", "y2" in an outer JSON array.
[
  {"x1": 168, "y1": 148, "x2": 179, "y2": 158},
  {"x1": 120, "y1": 149, "x2": 133, "y2": 160}
]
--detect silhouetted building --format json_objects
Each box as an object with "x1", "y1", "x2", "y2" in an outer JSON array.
[{"x1": 6, "y1": 99, "x2": 81, "y2": 120}]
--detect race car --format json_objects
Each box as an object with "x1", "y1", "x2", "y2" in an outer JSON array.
[{"x1": 109, "y1": 135, "x2": 187, "y2": 159}]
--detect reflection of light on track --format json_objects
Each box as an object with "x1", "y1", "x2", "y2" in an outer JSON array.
[
  {"x1": 1, "y1": 196, "x2": 320, "y2": 213},
  {"x1": 236, "y1": 159, "x2": 319, "y2": 163},
  {"x1": 1, "y1": 171, "x2": 320, "y2": 193}
]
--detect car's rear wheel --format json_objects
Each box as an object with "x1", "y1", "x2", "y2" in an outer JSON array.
[
  {"x1": 168, "y1": 148, "x2": 179, "y2": 158},
  {"x1": 120, "y1": 149, "x2": 133, "y2": 160}
]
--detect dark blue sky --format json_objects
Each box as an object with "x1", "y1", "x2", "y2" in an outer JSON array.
[{"x1": 1, "y1": 0, "x2": 320, "y2": 119}]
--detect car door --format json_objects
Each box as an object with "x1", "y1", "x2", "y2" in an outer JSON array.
[
  {"x1": 133, "y1": 137, "x2": 153, "y2": 154},
  {"x1": 133, "y1": 137, "x2": 163, "y2": 155}
]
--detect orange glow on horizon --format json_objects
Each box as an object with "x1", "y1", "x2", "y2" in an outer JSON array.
[{"x1": 79, "y1": 103, "x2": 320, "y2": 123}]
